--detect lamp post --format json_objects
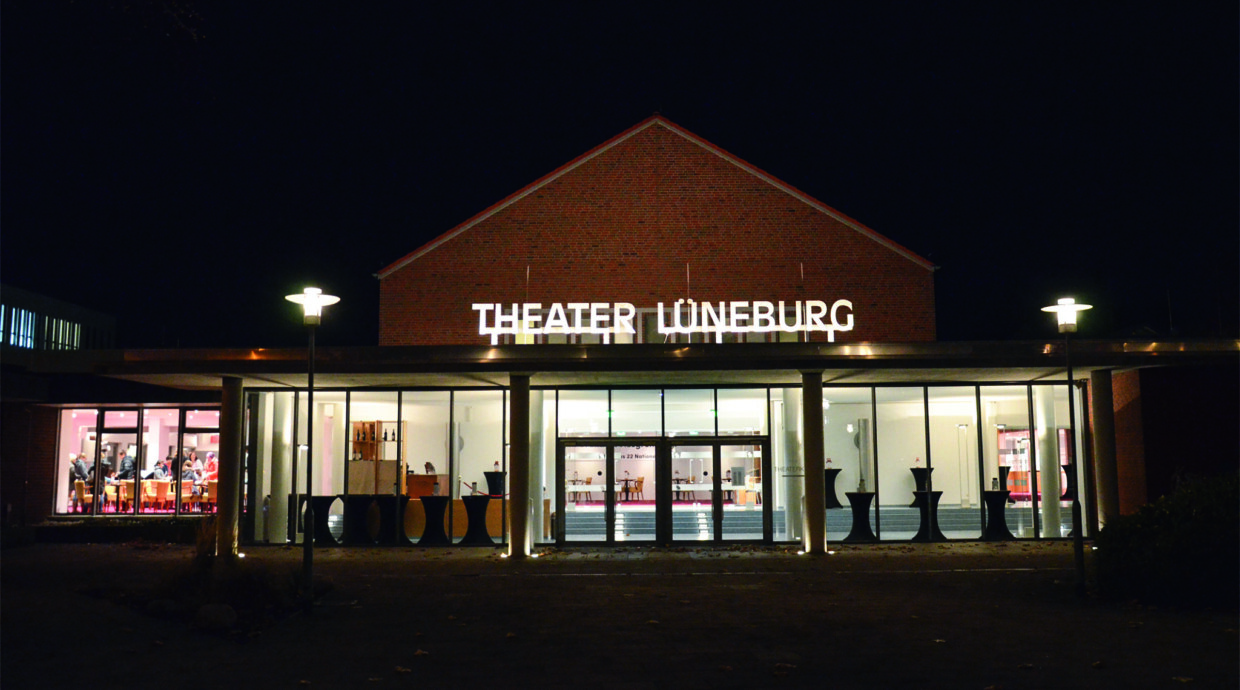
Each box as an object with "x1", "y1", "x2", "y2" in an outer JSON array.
[
  {"x1": 1041, "y1": 297, "x2": 1090, "y2": 596},
  {"x1": 286, "y1": 287, "x2": 339, "y2": 600}
]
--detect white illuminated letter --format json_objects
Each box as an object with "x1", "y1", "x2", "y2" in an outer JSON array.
[
  {"x1": 753, "y1": 301, "x2": 775, "y2": 331},
  {"x1": 545, "y1": 303, "x2": 569, "y2": 333},
  {"x1": 805, "y1": 301, "x2": 828, "y2": 331},
  {"x1": 613, "y1": 303, "x2": 636, "y2": 335},
  {"x1": 567, "y1": 303, "x2": 589, "y2": 332},
  {"x1": 496, "y1": 303, "x2": 520, "y2": 333},
  {"x1": 833, "y1": 300, "x2": 853, "y2": 335},
  {"x1": 730, "y1": 301, "x2": 751, "y2": 331},
  {"x1": 590, "y1": 303, "x2": 610, "y2": 332},
  {"x1": 522, "y1": 303, "x2": 543, "y2": 334},
  {"x1": 701, "y1": 302, "x2": 725, "y2": 343},
  {"x1": 778, "y1": 301, "x2": 804, "y2": 332},
  {"x1": 473, "y1": 303, "x2": 497, "y2": 344}
]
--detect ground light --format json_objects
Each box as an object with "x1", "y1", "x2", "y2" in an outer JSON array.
[
  {"x1": 286, "y1": 287, "x2": 339, "y2": 603},
  {"x1": 1042, "y1": 296, "x2": 1090, "y2": 597}
]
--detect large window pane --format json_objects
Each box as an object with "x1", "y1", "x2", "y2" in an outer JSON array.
[
  {"x1": 665, "y1": 389, "x2": 714, "y2": 437},
  {"x1": 875, "y1": 388, "x2": 927, "y2": 540},
  {"x1": 824, "y1": 388, "x2": 875, "y2": 542},
  {"x1": 57, "y1": 409, "x2": 98, "y2": 514},
  {"x1": 716, "y1": 389, "x2": 767, "y2": 436},
  {"x1": 611, "y1": 389, "x2": 662, "y2": 438},
  {"x1": 1033, "y1": 385, "x2": 1075, "y2": 538},
  {"x1": 928, "y1": 387, "x2": 981, "y2": 539},
  {"x1": 347, "y1": 392, "x2": 400, "y2": 495},
  {"x1": 452, "y1": 390, "x2": 504, "y2": 542},
  {"x1": 139, "y1": 409, "x2": 180, "y2": 514},
  {"x1": 558, "y1": 390, "x2": 609, "y2": 437},
  {"x1": 981, "y1": 386, "x2": 1034, "y2": 538}
]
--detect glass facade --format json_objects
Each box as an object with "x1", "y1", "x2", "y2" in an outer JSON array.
[
  {"x1": 52, "y1": 382, "x2": 1091, "y2": 550},
  {"x1": 55, "y1": 407, "x2": 219, "y2": 516}
]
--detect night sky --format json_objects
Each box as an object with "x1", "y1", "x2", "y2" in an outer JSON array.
[{"x1": 4, "y1": 2, "x2": 1236, "y2": 348}]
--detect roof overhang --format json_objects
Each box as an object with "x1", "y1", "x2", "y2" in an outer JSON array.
[{"x1": 19, "y1": 340, "x2": 1238, "y2": 393}]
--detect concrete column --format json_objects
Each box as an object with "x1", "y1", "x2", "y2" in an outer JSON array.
[
  {"x1": 529, "y1": 390, "x2": 546, "y2": 544},
  {"x1": 216, "y1": 376, "x2": 244, "y2": 559},
  {"x1": 508, "y1": 374, "x2": 531, "y2": 558},
  {"x1": 801, "y1": 371, "x2": 826, "y2": 554},
  {"x1": 780, "y1": 389, "x2": 804, "y2": 542},
  {"x1": 270, "y1": 392, "x2": 293, "y2": 544},
  {"x1": 1034, "y1": 386, "x2": 1062, "y2": 536},
  {"x1": 1089, "y1": 370, "x2": 1120, "y2": 527}
]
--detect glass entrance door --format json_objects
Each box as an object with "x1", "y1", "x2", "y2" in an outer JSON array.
[
  {"x1": 670, "y1": 444, "x2": 716, "y2": 542},
  {"x1": 721, "y1": 443, "x2": 765, "y2": 540},
  {"x1": 560, "y1": 438, "x2": 768, "y2": 545},
  {"x1": 560, "y1": 442, "x2": 658, "y2": 544}
]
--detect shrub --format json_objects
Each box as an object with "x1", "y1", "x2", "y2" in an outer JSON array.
[{"x1": 1095, "y1": 472, "x2": 1239, "y2": 610}]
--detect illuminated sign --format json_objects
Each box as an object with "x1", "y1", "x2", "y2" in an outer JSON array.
[{"x1": 472, "y1": 299, "x2": 854, "y2": 344}]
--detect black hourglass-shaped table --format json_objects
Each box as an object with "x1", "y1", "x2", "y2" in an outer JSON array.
[
  {"x1": 843, "y1": 491, "x2": 877, "y2": 542},
  {"x1": 417, "y1": 495, "x2": 451, "y2": 546},
  {"x1": 824, "y1": 468, "x2": 844, "y2": 510},
  {"x1": 910, "y1": 490, "x2": 947, "y2": 542},
  {"x1": 981, "y1": 490, "x2": 1015, "y2": 540},
  {"x1": 909, "y1": 467, "x2": 933, "y2": 507},
  {"x1": 459, "y1": 495, "x2": 495, "y2": 545}
]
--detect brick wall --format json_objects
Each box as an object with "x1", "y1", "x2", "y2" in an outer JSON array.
[
  {"x1": 1, "y1": 403, "x2": 58, "y2": 526},
  {"x1": 380, "y1": 119, "x2": 935, "y2": 346},
  {"x1": 1111, "y1": 370, "x2": 1147, "y2": 513}
]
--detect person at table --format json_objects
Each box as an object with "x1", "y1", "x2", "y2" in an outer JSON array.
[
  {"x1": 202, "y1": 452, "x2": 219, "y2": 481},
  {"x1": 189, "y1": 451, "x2": 204, "y2": 474},
  {"x1": 152, "y1": 456, "x2": 174, "y2": 480},
  {"x1": 116, "y1": 452, "x2": 137, "y2": 480},
  {"x1": 68, "y1": 453, "x2": 90, "y2": 482},
  {"x1": 182, "y1": 460, "x2": 206, "y2": 494}
]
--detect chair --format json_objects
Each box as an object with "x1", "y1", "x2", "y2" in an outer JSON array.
[
  {"x1": 584, "y1": 476, "x2": 593, "y2": 504},
  {"x1": 203, "y1": 480, "x2": 218, "y2": 513},
  {"x1": 181, "y1": 481, "x2": 199, "y2": 512},
  {"x1": 633, "y1": 477, "x2": 645, "y2": 500},
  {"x1": 74, "y1": 480, "x2": 93, "y2": 514},
  {"x1": 142, "y1": 480, "x2": 170, "y2": 512},
  {"x1": 104, "y1": 484, "x2": 118, "y2": 512},
  {"x1": 117, "y1": 480, "x2": 134, "y2": 512}
]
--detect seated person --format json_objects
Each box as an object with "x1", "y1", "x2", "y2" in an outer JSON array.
[{"x1": 202, "y1": 452, "x2": 219, "y2": 481}]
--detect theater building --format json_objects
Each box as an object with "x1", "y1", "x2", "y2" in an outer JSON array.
[{"x1": 15, "y1": 117, "x2": 1237, "y2": 555}]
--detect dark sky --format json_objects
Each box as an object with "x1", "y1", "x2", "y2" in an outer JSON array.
[{"x1": 4, "y1": 2, "x2": 1237, "y2": 348}]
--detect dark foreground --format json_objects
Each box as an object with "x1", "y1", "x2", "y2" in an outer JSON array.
[{"x1": 3, "y1": 541, "x2": 1236, "y2": 689}]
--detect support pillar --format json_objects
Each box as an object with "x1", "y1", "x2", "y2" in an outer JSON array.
[
  {"x1": 507, "y1": 374, "x2": 531, "y2": 558},
  {"x1": 801, "y1": 371, "x2": 826, "y2": 554},
  {"x1": 216, "y1": 376, "x2": 244, "y2": 559},
  {"x1": 1089, "y1": 370, "x2": 1119, "y2": 527},
  {"x1": 270, "y1": 392, "x2": 293, "y2": 543}
]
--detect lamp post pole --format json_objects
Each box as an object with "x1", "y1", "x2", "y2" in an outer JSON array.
[
  {"x1": 1042, "y1": 297, "x2": 1091, "y2": 597},
  {"x1": 286, "y1": 287, "x2": 339, "y2": 603}
]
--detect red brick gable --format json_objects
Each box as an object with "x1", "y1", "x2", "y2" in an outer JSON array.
[{"x1": 380, "y1": 117, "x2": 936, "y2": 346}]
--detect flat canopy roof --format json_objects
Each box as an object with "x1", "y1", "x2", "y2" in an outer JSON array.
[{"x1": 21, "y1": 339, "x2": 1238, "y2": 392}]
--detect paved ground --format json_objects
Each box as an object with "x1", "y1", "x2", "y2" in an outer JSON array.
[{"x1": 3, "y1": 540, "x2": 1237, "y2": 689}]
